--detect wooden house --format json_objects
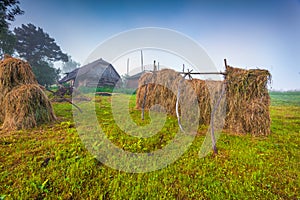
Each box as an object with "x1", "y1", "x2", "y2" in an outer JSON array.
[{"x1": 59, "y1": 58, "x2": 121, "y2": 87}]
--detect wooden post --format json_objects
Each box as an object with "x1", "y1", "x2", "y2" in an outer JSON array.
[
  {"x1": 141, "y1": 83, "x2": 148, "y2": 120},
  {"x1": 176, "y1": 78, "x2": 185, "y2": 132},
  {"x1": 141, "y1": 50, "x2": 144, "y2": 71},
  {"x1": 158, "y1": 62, "x2": 160, "y2": 71},
  {"x1": 210, "y1": 81, "x2": 227, "y2": 155},
  {"x1": 127, "y1": 58, "x2": 129, "y2": 75},
  {"x1": 182, "y1": 64, "x2": 185, "y2": 73},
  {"x1": 153, "y1": 60, "x2": 156, "y2": 71},
  {"x1": 224, "y1": 58, "x2": 228, "y2": 68}
]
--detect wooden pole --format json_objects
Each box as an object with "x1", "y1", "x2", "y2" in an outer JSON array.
[
  {"x1": 210, "y1": 81, "x2": 226, "y2": 155},
  {"x1": 176, "y1": 78, "x2": 185, "y2": 132},
  {"x1": 180, "y1": 72, "x2": 226, "y2": 75},
  {"x1": 141, "y1": 50, "x2": 144, "y2": 72},
  {"x1": 153, "y1": 60, "x2": 156, "y2": 71},
  {"x1": 224, "y1": 58, "x2": 228, "y2": 68},
  {"x1": 141, "y1": 83, "x2": 148, "y2": 120},
  {"x1": 127, "y1": 58, "x2": 129, "y2": 75}
]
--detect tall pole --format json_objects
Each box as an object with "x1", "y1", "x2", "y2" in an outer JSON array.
[
  {"x1": 141, "y1": 50, "x2": 144, "y2": 72},
  {"x1": 127, "y1": 58, "x2": 129, "y2": 75},
  {"x1": 224, "y1": 58, "x2": 228, "y2": 68}
]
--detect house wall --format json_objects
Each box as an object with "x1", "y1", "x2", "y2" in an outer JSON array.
[
  {"x1": 85, "y1": 65, "x2": 121, "y2": 87},
  {"x1": 126, "y1": 78, "x2": 139, "y2": 88}
]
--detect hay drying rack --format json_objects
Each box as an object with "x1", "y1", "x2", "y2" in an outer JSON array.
[{"x1": 141, "y1": 59, "x2": 230, "y2": 154}]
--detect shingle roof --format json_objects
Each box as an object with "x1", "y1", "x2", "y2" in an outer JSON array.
[
  {"x1": 58, "y1": 58, "x2": 120, "y2": 84},
  {"x1": 59, "y1": 68, "x2": 80, "y2": 83},
  {"x1": 126, "y1": 71, "x2": 148, "y2": 80}
]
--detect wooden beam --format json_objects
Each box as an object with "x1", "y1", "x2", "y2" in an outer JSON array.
[{"x1": 179, "y1": 72, "x2": 226, "y2": 75}]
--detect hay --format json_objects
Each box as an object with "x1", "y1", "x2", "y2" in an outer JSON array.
[
  {"x1": 0, "y1": 57, "x2": 37, "y2": 92},
  {"x1": 136, "y1": 66, "x2": 271, "y2": 136},
  {"x1": 0, "y1": 56, "x2": 56, "y2": 130},
  {"x1": 0, "y1": 57, "x2": 37, "y2": 123},
  {"x1": 136, "y1": 69, "x2": 181, "y2": 115},
  {"x1": 224, "y1": 65, "x2": 271, "y2": 135},
  {"x1": 2, "y1": 84, "x2": 56, "y2": 130},
  {"x1": 136, "y1": 69, "x2": 214, "y2": 127},
  {"x1": 187, "y1": 79, "x2": 223, "y2": 125}
]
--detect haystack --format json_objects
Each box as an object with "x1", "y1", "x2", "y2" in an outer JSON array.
[
  {"x1": 136, "y1": 69, "x2": 181, "y2": 115},
  {"x1": 136, "y1": 69, "x2": 215, "y2": 127},
  {"x1": 0, "y1": 56, "x2": 56, "y2": 130},
  {"x1": 2, "y1": 84, "x2": 56, "y2": 130},
  {"x1": 0, "y1": 56, "x2": 37, "y2": 92},
  {"x1": 224, "y1": 65, "x2": 271, "y2": 135},
  {"x1": 0, "y1": 56, "x2": 37, "y2": 122},
  {"x1": 136, "y1": 66, "x2": 271, "y2": 136},
  {"x1": 187, "y1": 79, "x2": 224, "y2": 125}
]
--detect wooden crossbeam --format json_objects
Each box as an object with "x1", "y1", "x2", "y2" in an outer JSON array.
[{"x1": 179, "y1": 72, "x2": 226, "y2": 75}]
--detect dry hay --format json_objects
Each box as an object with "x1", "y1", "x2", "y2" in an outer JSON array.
[
  {"x1": 0, "y1": 57, "x2": 37, "y2": 93},
  {"x1": 187, "y1": 79, "x2": 224, "y2": 125},
  {"x1": 136, "y1": 69, "x2": 181, "y2": 115},
  {"x1": 2, "y1": 84, "x2": 56, "y2": 130},
  {"x1": 0, "y1": 56, "x2": 56, "y2": 130},
  {"x1": 0, "y1": 57, "x2": 37, "y2": 122},
  {"x1": 136, "y1": 66, "x2": 271, "y2": 136},
  {"x1": 136, "y1": 69, "x2": 219, "y2": 127},
  {"x1": 224, "y1": 65, "x2": 271, "y2": 135}
]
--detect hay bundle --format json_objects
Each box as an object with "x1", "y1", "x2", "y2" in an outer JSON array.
[
  {"x1": 136, "y1": 69, "x2": 182, "y2": 115},
  {"x1": 136, "y1": 65, "x2": 271, "y2": 136},
  {"x1": 187, "y1": 79, "x2": 210, "y2": 124},
  {"x1": 225, "y1": 65, "x2": 271, "y2": 135},
  {"x1": 186, "y1": 79, "x2": 224, "y2": 125},
  {"x1": 0, "y1": 56, "x2": 56, "y2": 130},
  {"x1": 136, "y1": 69, "x2": 218, "y2": 127},
  {"x1": 2, "y1": 84, "x2": 56, "y2": 130},
  {"x1": 0, "y1": 57, "x2": 37, "y2": 92},
  {"x1": 0, "y1": 57, "x2": 37, "y2": 122}
]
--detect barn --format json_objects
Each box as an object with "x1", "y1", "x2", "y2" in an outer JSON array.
[{"x1": 59, "y1": 58, "x2": 121, "y2": 88}]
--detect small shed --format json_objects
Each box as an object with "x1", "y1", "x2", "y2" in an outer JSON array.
[
  {"x1": 126, "y1": 71, "x2": 147, "y2": 88},
  {"x1": 59, "y1": 58, "x2": 121, "y2": 87}
]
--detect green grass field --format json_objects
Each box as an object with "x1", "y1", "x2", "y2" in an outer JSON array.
[
  {"x1": 0, "y1": 92, "x2": 299, "y2": 199},
  {"x1": 270, "y1": 91, "x2": 300, "y2": 106}
]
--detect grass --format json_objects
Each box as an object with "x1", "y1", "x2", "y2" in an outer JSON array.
[
  {"x1": 270, "y1": 91, "x2": 300, "y2": 106},
  {"x1": 0, "y1": 92, "x2": 299, "y2": 199},
  {"x1": 77, "y1": 86, "x2": 137, "y2": 94}
]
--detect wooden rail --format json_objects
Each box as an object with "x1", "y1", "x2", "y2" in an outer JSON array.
[{"x1": 179, "y1": 72, "x2": 226, "y2": 75}]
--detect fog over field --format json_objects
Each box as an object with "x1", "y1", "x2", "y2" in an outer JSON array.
[{"x1": 12, "y1": 0, "x2": 300, "y2": 90}]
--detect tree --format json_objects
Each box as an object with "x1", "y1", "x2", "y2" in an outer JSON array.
[
  {"x1": 14, "y1": 23, "x2": 68, "y2": 86},
  {"x1": 0, "y1": 0, "x2": 24, "y2": 30},
  {"x1": 61, "y1": 55, "x2": 80, "y2": 73},
  {"x1": 0, "y1": 0, "x2": 24, "y2": 57},
  {"x1": 0, "y1": 29, "x2": 16, "y2": 55},
  {"x1": 32, "y1": 61, "x2": 61, "y2": 87},
  {"x1": 14, "y1": 23, "x2": 68, "y2": 63}
]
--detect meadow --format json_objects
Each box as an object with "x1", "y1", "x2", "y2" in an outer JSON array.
[{"x1": 0, "y1": 91, "x2": 299, "y2": 199}]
